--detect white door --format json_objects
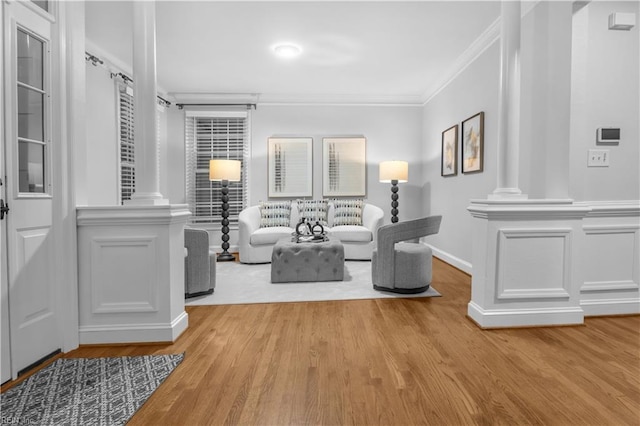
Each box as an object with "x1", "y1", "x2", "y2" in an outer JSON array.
[
  {"x1": 1, "y1": 144, "x2": 11, "y2": 386},
  {"x1": 3, "y1": 2, "x2": 61, "y2": 378}
]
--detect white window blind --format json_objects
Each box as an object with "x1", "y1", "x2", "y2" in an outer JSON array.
[
  {"x1": 117, "y1": 83, "x2": 135, "y2": 204},
  {"x1": 185, "y1": 111, "x2": 249, "y2": 225}
]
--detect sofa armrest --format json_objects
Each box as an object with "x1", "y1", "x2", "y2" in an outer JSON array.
[
  {"x1": 362, "y1": 203, "x2": 384, "y2": 243},
  {"x1": 238, "y1": 205, "x2": 261, "y2": 247}
]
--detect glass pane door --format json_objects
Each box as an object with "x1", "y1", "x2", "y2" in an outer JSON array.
[{"x1": 16, "y1": 28, "x2": 47, "y2": 194}]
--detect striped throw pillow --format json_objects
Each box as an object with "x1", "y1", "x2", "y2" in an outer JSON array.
[
  {"x1": 259, "y1": 201, "x2": 292, "y2": 228},
  {"x1": 297, "y1": 199, "x2": 329, "y2": 226},
  {"x1": 332, "y1": 199, "x2": 364, "y2": 226}
]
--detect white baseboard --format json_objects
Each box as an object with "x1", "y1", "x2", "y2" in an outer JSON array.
[
  {"x1": 79, "y1": 311, "x2": 189, "y2": 345},
  {"x1": 582, "y1": 298, "x2": 640, "y2": 317},
  {"x1": 425, "y1": 244, "x2": 472, "y2": 275},
  {"x1": 467, "y1": 301, "x2": 584, "y2": 328}
]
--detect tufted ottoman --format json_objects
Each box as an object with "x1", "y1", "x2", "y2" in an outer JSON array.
[{"x1": 271, "y1": 237, "x2": 345, "y2": 283}]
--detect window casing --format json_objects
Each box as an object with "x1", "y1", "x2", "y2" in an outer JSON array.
[{"x1": 185, "y1": 111, "x2": 249, "y2": 225}]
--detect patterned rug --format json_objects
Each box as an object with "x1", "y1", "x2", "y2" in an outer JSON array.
[{"x1": 0, "y1": 353, "x2": 184, "y2": 425}]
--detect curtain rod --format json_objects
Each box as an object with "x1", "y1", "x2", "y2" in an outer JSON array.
[
  {"x1": 175, "y1": 103, "x2": 257, "y2": 110},
  {"x1": 110, "y1": 72, "x2": 172, "y2": 106},
  {"x1": 85, "y1": 51, "x2": 103, "y2": 67}
]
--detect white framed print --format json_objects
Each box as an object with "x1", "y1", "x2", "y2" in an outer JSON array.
[
  {"x1": 322, "y1": 137, "x2": 366, "y2": 197},
  {"x1": 268, "y1": 137, "x2": 313, "y2": 198}
]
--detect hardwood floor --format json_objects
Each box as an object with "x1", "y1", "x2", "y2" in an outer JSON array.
[{"x1": 11, "y1": 258, "x2": 640, "y2": 425}]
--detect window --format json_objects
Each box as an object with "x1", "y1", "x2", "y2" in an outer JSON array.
[
  {"x1": 17, "y1": 28, "x2": 48, "y2": 194},
  {"x1": 31, "y1": 1, "x2": 49, "y2": 12},
  {"x1": 117, "y1": 82, "x2": 135, "y2": 204},
  {"x1": 185, "y1": 111, "x2": 249, "y2": 225}
]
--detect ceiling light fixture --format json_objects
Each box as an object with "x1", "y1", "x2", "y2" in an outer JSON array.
[{"x1": 273, "y1": 43, "x2": 302, "y2": 59}]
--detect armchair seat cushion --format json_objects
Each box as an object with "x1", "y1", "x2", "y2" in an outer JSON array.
[
  {"x1": 393, "y1": 243, "x2": 433, "y2": 290},
  {"x1": 330, "y1": 225, "x2": 373, "y2": 243},
  {"x1": 250, "y1": 226, "x2": 294, "y2": 245}
]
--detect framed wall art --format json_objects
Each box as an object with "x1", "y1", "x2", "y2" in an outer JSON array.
[
  {"x1": 461, "y1": 112, "x2": 484, "y2": 174},
  {"x1": 441, "y1": 124, "x2": 458, "y2": 177},
  {"x1": 268, "y1": 137, "x2": 313, "y2": 197},
  {"x1": 322, "y1": 137, "x2": 366, "y2": 197}
]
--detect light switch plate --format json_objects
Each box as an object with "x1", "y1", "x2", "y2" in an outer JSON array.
[{"x1": 588, "y1": 149, "x2": 610, "y2": 167}]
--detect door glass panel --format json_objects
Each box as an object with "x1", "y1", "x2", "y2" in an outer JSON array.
[
  {"x1": 17, "y1": 86, "x2": 44, "y2": 141},
  {"x1": 31, "y1": 1, "x2": 48, "y2": 12},
  {"x1": 18, "y1": 142, "x2": 45, "y2": 193},
  {"x1": 17, "y1": 29, "x2": 43, "y2": 90}
]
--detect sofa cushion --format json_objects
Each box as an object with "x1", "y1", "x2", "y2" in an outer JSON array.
[
  {"x1": 259, "y1": 201, "x2": 291, "y2": 228},
  {"x1": 330, "y1": 225, "x2": 372, "y2": 243},
  {"x1": 250, "y1": 227, "x2": 294, "y2": 245},
  {"x1": 332, "y1": 199, "x2": 364, "y2": 226},
  {"x1": 297, "y1": 199, "x2": 328, "y2": 226}
]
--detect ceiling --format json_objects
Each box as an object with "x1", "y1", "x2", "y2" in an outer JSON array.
[{"x1": 85, "y1": 1, "x2": 502, "y2": 104}]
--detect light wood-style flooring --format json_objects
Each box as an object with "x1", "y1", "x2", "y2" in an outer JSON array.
[{"x1": 6, "y1": 258, "x2": 640, "y2": 425}]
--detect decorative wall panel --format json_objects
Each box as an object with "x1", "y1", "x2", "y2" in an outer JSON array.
[
  {"x1": 90, "y1": 237, "x2": 159, "y2": 314},
  {"x1": 496, "y1": 228, "x2": 572, "y2": 300},
  {"x1": 582, "y1": 225, "x2": 639, "y2": 292}
]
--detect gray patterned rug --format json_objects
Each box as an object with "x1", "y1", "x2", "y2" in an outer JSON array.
[{"x1": 0, "y1": 353, "x2": 184, "y2": 425}]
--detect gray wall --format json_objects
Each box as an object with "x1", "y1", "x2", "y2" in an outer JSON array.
[
  {"x1": 421, "y1": 42, "x2": 500, "y2": 266},
  {"x1": 569, "y1": 0, "x2": 639, "y2": 201},
  {"x1": 250, "y1": 105, "x2": 424, "y2": 224},
  {"x1": 420, "y1": 0, "x2": 640, "y2": 267}
]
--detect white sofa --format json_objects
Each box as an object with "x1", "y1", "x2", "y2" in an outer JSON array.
[{"x1": 238, "y1": 201, "x2": 384, "y2": 263}]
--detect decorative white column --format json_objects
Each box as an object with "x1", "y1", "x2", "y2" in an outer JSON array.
[
  {"x1": 491, "y1": 0, "x2": 526, "y2": 200},
  {"x1": 128, "y1": 1, "x2": 166, "y2": 205},
  {"x1": 466, "y1": 1, "x2": 588, "y2": 328}
]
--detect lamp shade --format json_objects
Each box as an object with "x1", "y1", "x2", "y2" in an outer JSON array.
[
  {"x1": 209, "y1": 159, "x2": 241, "y2": 181},
  {"x1": 379, "y1": 161, "x2": 408, "y2": 183}
]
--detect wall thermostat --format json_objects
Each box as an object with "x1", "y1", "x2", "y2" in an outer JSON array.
[{"x1": 597, "y1": 127, "x2": 620, "y2": 144}]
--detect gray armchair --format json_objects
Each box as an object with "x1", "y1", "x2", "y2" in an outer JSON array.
[
  {"x1": 184, "y1": 228, "x2": 216, "y2": 298},
  {"x1": 372, "y1": 216, "x2": 442, "y2": 294}
]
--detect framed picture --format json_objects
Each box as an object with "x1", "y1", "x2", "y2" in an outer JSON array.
[
  {"x1": 322, "y1": 137, "x2": 366, "y2": 197},
  {"x1": 461, "y1": 112, "x2": 484, "y2": 174},
  {"x1": 441, "y1": 125, "x2": 458, "y2": 177},
  {"x1": 268, "y1": 137, "x2": 313, "y2": 197}
]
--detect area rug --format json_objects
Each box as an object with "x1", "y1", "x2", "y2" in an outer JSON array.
[
  {"x1": 186, "y1": 260, "x2": 440, "y2": 306},
  {"x1": 0, "y1": 353, "x2": 184, "y2": 426}
]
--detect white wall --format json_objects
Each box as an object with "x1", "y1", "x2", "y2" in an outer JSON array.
[
  {"x1": 251, "y1": 105, "x2": 424, "y2": 223},
  {"x1": 85, "y1": 63, "x2": 118, "y2": 205},
  {"x1": 570, "y1": 1, "x2": 640, "y2": 202},
  {"x1": 421, "y1": 42, "x2": 500, "y2": 267}
]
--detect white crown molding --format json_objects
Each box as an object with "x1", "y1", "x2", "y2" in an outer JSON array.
[
  {"x1": 421, "y1": 0, "x2": 541, "y2": 106},
  {"x1": 256, "y1": 92, "x2": 424, "y2": 107},
  {"x1": 421, "y1": 17, "x2": 500, "y2": 105},
  {"x1": 170, "y1": 92, "x2": 260, "y2": 105}
]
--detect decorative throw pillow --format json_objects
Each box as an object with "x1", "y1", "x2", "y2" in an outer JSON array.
[
  {"x1": 332, "y1": 199, "x2": 364, "y2": 226},
  {"x1": 259, "y1": 201, "x2": 291, "y2": 228},
  {"x1": 297, "y1": 199, "x2": 328, "y2": 226}
]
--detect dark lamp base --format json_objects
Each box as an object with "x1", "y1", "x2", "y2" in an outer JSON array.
[{"x1": 216, "y1": 252, "x2": 236, "y2": 262}]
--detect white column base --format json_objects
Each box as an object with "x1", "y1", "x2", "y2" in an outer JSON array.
[
  {"x1": 488, "y1": 191, "x2": 528, "y2": 201},
  {"x1": 79, "y1": 311, "x2": 188, "y2": 344},
  {"x1": 468, "y1": 301, "x2": 584, "y2": 328},
  {"x1": 467, "y1": 199, "x2": 590, "y2": 328},
  {"x1": 77, "y1": 204, "x2": 191, "y2": 344},
  {"x1": 581, "y1": 298, "x2": 640, "y2": 317}
]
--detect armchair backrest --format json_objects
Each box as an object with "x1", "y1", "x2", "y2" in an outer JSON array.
[{"x1": 374, "y1": 216, "x2": 442, "y2": 286}]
